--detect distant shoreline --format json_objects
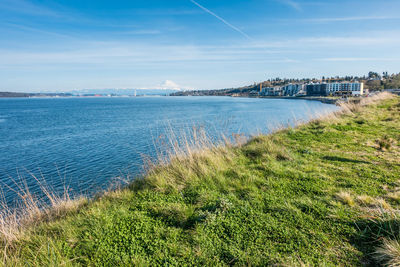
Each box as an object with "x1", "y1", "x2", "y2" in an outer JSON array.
[
  {"x1": 0, "y1": 95, "x2": 168, "y2": 99},
  {"x1": 169, "y1": 94, "x2": 341, "y2": 105},
  {"x1": 244, "y1": 95, "x2": 339, "y2": 104},
  {"x1": 0, "y1": 94, "x2": 340, "y2": 105}
]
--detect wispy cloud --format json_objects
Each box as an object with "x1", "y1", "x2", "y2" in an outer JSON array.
[
  {"x1": 130, "y1": 8, "x2": 202, "y2": 16},
  {"x1": 317, "y1": 57, "x2": 400, "y2": 62},
  {"x1": 0, "y1": 0, "x2": 95, "y2": 26},
  {"x1": 0, "y1": 0, "x2": 60, "y2": 17},
  {"x1": 242, "y1": 35, "x2": 400, "y2": 49},
  {"x1": 276, "y1": 0, "x2": 302, "y2": 11},
  {"x1": 2, "y1": 23, "x2": 74, "y2": 39},
  {"x1": 2, "y1": 33, "x2": 399, "y2": 67},
  {"x1": 276, "y1": 35, "x2": 400, "y2": 47},
  {"x1": 0, "y1": 41, "x2": 290, "y2": 68},
  {"x1": 189, "y1": 0, "x2": 252, "y2": 40},
  {"x1": 305, "y1": 16, "x2": 400, "y2": 23},
  {"x1": 119, "y1": 30, "x2": 161, "y2": 35}
]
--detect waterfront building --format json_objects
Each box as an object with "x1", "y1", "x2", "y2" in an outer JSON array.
[
  {"x1": 325, "y1": 82, "x2": 364, "y2": 96},
  {"x1": 282, "y1": 84, "x2": 305, "y2": 96},
  {"x1": 261, "y1": 87, "x2": 282, "y2": 96},
  {"x1": 306, "y1": 82, "x2": 364, "y2": 96},
  {"x1": 261, "y1": 82, "x2": 364, "y2": 97},
  {"x1": 306, "y1": 83, "x2": 328, "y2": 96}
]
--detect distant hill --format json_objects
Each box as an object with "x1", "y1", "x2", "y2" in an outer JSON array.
[
  {"x1": 0, "y1": 92, "x2": 34, "y2": 97},
  {"x1": 171, "y1": 86, "x2": 258, "y2": 97},
  {"x1": 0, "y1": 92, "x2": 73, "y2": 98}
]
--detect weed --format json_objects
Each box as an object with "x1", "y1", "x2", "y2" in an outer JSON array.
[
  {"x1": 336, "y1": 191, "x2": 355, "y2": 207},
  {"x1": 356, "y1": 195, "x2": 376, "y2": 206},
  {"x1": 375, "y1": 238, "x2": 400, "y2": 267},
  {"x1": 388, "y1": 192, "x2": 400, "y2": 202},
  {"x1": 376, "y1": 135, "x2": 395, "y2": 151},
  {"x1": 355, "y1": 118, "x2": 366, "y2": 125}
]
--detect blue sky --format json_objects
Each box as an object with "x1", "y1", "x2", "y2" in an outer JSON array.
[{"x1": 1, "y1": 0, "x2": 400, "y2": 92}]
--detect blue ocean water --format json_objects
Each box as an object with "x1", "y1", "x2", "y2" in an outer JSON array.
[{"x1": 0, "y1": 96, "x2": 338, "y2": 204}]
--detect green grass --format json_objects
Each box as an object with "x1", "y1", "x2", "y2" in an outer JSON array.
[{"x1": 2, "y1": 94, "x2": 400, "y2": 266}]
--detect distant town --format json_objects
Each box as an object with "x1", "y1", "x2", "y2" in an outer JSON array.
[
  {"x1": 171, "y1": 71, "x2": 400, "y2": 98},
  {"x1": 1, "y1": 71, "x2": 399, "y2": 98}
]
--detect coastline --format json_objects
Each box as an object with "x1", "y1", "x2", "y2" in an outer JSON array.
[
  {"x1": 1, "y1": 93, "x2": 399, "y2": 266},
  {"x1": 250, "y1": 95, "x2": 340, "y2": 104},
  {"x1": 0, "y1": 93, "x2": 373, "y2": 106}
]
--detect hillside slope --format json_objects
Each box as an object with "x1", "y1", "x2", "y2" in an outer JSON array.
[{"x1": 2, "y1": 94, "x2": 400, "y2": 266}]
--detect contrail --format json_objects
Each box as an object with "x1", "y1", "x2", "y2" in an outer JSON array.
[{"x1": 190, "y1": 0, "x2": 252, "y2": 40}]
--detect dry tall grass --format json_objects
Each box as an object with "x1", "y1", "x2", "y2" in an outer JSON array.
[
  {"x1": 370, "y1": 210, "x2": 400, "y2": 266},
  {"x1": 336, "y1": 191, "x2": 356, "y2": 207},
  {"x1": 143, "y1": 126, "x2": 241, "y2": 192},
  {"x1": 0, "y1": 174, "x2": 87, "y2": 261},
  {"x1": 297, "y1": 92, "x2": 396, "y2": 132},
  {"x1": 376, "y1": 238, "x2": 400, "y2": 267},
  {"x1": 340, "y1": 92, "x2": 395, "y2": 112}
]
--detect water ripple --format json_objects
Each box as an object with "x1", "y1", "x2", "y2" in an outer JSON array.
[{"x1": 0, "y1": 97, "x2": 338, "y2": 205}]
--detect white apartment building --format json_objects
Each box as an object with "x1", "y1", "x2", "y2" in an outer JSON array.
[
  {"x1": 326, "y1": 82, "x2": 364, "y2": 96},
  {"x1": 260, "y1": 87, "x2": 282, "y2": 96}
]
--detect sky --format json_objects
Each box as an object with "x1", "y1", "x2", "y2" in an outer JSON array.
[{"x1": 1, "y1": 0, "x2": 400, "y2": 92}]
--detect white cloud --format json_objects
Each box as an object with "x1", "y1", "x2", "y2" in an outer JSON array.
[
  {"x1": 120, "y1": 30, "x2": 161, "y2": 35},
  {"x1": 304, "y1": 16, "x2": 400, "y2": 23},
  {"x1": 129, "y1": 8, "x2": 202, "y2": 16},
  {"x1": 1, "y1": 33, "x2": 400, "y2": 68},
  {"x1": 0, "y1": 0, "x2": 60, "y2": 17},
  {"x1": 252, "y1": 34, "x2": 400, "y2": 48},
  {"x1": 1, "y1": 29, "x2": 400, "y2": 91},
  {"x1": 317, "y1": 57, "x2": 400, "y2": 62},
  {"x1": 276, "y1": 0, "x2": 302, "y2": 11},
  {"x1": 3, "y1": 22, "x2": 74, "y2": 39}
]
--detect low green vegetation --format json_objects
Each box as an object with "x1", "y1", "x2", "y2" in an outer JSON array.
[{"x1": 2, "y1": 94, "x2": 400, "y2": 266}]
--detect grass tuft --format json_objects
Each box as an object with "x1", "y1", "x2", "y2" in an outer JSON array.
[
  {"x1": 376, "y1": 135, "x2": 395, "y2": 151},
  {"x1": 375, "y1": 238, "x2": 400, "y2": 267},
  {"x1": 388, "y1": 192, "x2": 400, "y2": 203},
  {"x1": 336, "y1": 191, "x2": 355, "y2": 207},
  {"x1": 371, "y1": 210, "x2": 400, "y2": 267},
  {"x1": 0, "y1": 175, "x2": 88, "y2": 259},
  {"x1": 356, "y1": 195, "x2": 376, "y2": 206}
]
